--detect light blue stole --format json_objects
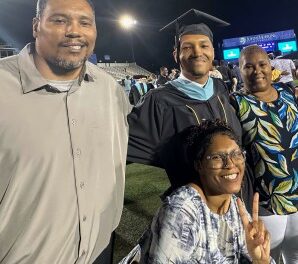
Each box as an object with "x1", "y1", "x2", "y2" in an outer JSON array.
[
  {"x1": 135, "y1": 82, "x2": 148, "y2": 96},
  {"x1": 169, "y1": 76, "x2": 214, "y2": 100}
]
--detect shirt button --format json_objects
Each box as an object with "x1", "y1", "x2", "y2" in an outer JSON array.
[
  {"x1": 76, "y1": 148, "x2": 81, "y2": 156},
  {"x1": 81, "y1": 250, "x2": 86, "y2": 256},
  {"x1": 80, "y1": 182, "x2": 85, "y2": 189},
  {"x1": 71, "y1": 119, "x2": 76, "y2": 125},
  {"x1": 83, "y1": 216, "x2": 87, "y2": 221}
]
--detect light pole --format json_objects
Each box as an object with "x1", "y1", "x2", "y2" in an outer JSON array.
[{"x1": 119, "y1": 15, "x2": 137, "y2": 63}]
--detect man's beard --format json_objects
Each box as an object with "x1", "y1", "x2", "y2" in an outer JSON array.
[
  {"x1": 181, "y1": 61, "x2": 211, "y2": 78},
  {"x1": 48, "y1": 56, "x2": 87, "y2": 72},
  {"x1": 188, "y1": 67, "x2": 206, "y2": 77}
]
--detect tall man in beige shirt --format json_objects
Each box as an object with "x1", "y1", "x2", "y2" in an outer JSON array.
[{"x1": 0, "y1": 0, "x2": 130, "y2": 263}]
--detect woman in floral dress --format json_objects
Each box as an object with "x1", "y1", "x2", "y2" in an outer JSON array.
[{"x1": 231, "y1": 45, "x2": 298, "y2": 264}]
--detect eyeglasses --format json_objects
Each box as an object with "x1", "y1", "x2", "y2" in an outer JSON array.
[{"x1": 205, "y1": 149, "x2": 246, "y2": 169}]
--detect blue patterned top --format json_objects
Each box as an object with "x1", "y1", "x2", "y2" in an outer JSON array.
[
  {"x1": 144, "y1": 186, "x2": 250, "y2": 263},
  {"x1": 231, "y1": 84, "x2": 298, "y2": 215}
]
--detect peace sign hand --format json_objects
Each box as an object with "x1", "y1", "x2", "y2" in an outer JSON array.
[{"x1": 237, "y1": 193, "x2": 271, "y2": 264}]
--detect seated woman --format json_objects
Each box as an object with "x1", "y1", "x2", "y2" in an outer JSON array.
[{"x1": 140, "y1": 120, "x2": 272, "y2": 263}]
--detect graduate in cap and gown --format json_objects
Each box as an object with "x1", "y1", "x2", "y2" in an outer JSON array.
[
  {"x1": 127, "y1": 9, "x2": 244, "y2": 191},
  {"x1": 129, "y1": 77, "x2": 154, "y2": 106}
]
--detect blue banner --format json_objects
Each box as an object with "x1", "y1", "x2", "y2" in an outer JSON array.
[{"x1": 223, "y1": 29, "x2": 296, "y2": 48}]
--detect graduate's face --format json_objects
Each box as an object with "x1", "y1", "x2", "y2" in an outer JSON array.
[
  {"x1": 196, "y1": 134, "x2": 245, "y2": 196},
  {"x1": 178, "y1": 34, "x2": 214, "y2": 81},
  {"x1": 240, "y1": 51, "x2": 272, "y2": 93},
  {"x1": 33, "y1": 0, "x2": 97, "y2": 72}
]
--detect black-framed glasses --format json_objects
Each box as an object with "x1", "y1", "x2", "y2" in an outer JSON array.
[{"x1": 205, "y1": 149, "x2": 246, "y2": 169}]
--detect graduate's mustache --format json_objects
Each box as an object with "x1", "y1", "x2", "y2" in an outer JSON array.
[{"x1": 188, "y1": 55, "x2": 208, "y2": 62}]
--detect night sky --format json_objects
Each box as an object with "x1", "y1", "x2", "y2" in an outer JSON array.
[{"x1": 1, "y1": 0, "x2": 298, "y2": 72}]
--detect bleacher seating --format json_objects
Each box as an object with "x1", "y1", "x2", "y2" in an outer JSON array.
[
  {"x1": 97, "y1": 62, "x2": 152, "y2": 80},
  {"x1": 0, "y1": 44, "x2": 19, "y2": 58}
]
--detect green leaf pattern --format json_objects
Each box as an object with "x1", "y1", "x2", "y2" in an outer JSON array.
[
  {"x1": 239, "y1": 97, "x2": 249, "y2": 119},
  {"x1": 286, "y1": 106, "x2": 296, "y2": 131},
  {"x1": 250, "y1": 104, "x2": 267, "y2": 116},
  {"x1": 257, "y1": 122, "x2": 279, "y2": 144},
  {"x1": 291, "y1": 149, "x2": 298, "y2": 161},
  {"x1": 255, "y1": 159, "x2": 266, "y2": 178},
  {"x1": 259, "y1": 119, "x2": 281, "y2": 143},
  {"x1": 255, "y1": 143, "x2": 277, "y2": 164},
  {"x1": 269, "y1": 110, "x2": 283, "y2": 128},
  {"x1": 267, "y1": 163, "x2": 288, "y2": 178},
  {"x1": 274, "y1": 179, "x2": 292, "y2": 193},
  {"x1": 233, "y1": 86, "x2": 298, "y2": 214}
]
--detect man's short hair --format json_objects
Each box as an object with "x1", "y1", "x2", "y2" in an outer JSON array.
[
  {"x1": 239, "y1": 45, "x2": 268, "y2": 67},
  {"x1": 274, "y1": 50, "x2": 282, "y2": 57},
  {"x1": 212, "y1": 60, "x2": 219, "y2": 67},
  {"x1": 36, "y1": 0, "x2": 95, "y2": 17},
  {"x1": 219, "y1": 60, "x2": 226, "y2": 66}
]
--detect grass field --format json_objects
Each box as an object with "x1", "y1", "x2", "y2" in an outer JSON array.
[{"x1": 113, "y1": 164, "x2": 170, "y2": 263}]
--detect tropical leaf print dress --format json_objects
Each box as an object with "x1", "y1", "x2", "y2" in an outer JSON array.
[{"x1": 232, "y1": 85, "x2": 298, "y2": 215}]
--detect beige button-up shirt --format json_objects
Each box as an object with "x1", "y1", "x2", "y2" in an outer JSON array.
[{"x1": 0, "y1": 44, "x2": 130, "y2": 264}]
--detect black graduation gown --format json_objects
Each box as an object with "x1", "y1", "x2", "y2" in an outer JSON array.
[
  {"x1": 129, "y1": 82, "x2": 154, "y2": 105},
  {"x1": 127, "y1": 78, "x2": 243, "y2": 189},
  {"x1": 156, "y1": 75, "x2": 170, "y2": 87}
]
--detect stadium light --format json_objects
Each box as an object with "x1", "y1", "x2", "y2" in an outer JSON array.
[
  {"x1": 119, "y1": 15, "x2": 137, "y2": 62},
  {"x1": 119, "y1": 15, "x2": 137, "y2": 30}
]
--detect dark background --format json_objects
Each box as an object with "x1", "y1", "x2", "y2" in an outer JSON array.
[{"x1": 1, "y1": 0, "x2": 297, "y2": 72}]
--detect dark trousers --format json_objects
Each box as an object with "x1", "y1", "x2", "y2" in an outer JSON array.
[{"x1": 93, "y1": 232, "x2": 115, "y2": 264}]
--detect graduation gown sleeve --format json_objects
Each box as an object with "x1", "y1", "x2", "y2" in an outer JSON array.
[
  {"x1": 127, "y1": 91, "x2": 165, "y2": 167},
  {"x1": 129, "y1": 85, "x2": 141, "y2": 105}
]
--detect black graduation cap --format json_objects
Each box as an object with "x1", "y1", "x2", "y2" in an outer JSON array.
[{"x1": 160, "y1": 9, "x2": 230, "y2": 46}]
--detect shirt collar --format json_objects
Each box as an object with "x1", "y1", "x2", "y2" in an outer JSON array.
[{"x1": 18, "y1": 43, "x2": 95, "y2": 94}]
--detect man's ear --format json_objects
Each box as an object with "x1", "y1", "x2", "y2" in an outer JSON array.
[
  {"x1": 32, "y1": 17, "x2": 40, "y2": 39},
  {"x1": 173, "y1": 49, "x2": 178, "y2": 64}
]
